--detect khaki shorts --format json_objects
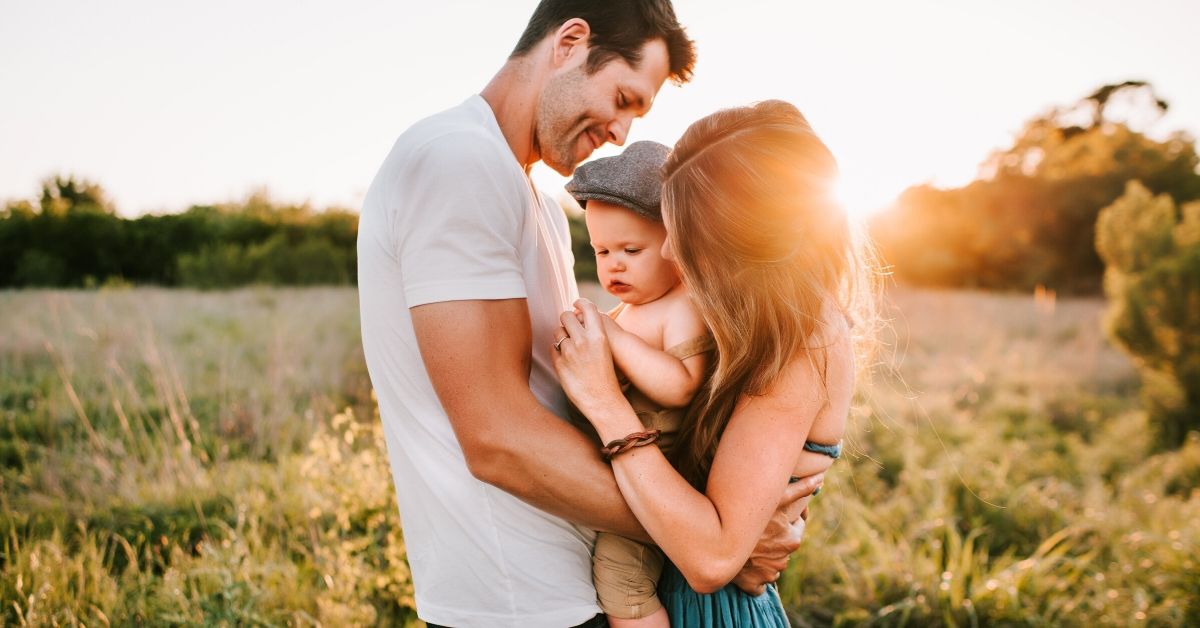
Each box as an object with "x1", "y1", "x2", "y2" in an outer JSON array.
[{"x1": 593, "y1": 532, "x2": 665, "y2": 619}]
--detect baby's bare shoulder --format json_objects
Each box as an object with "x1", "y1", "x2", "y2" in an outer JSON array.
[{"x1": 660, "y1": 288, "x2": 708, "y2": 346}]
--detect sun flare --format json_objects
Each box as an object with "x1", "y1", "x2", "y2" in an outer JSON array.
[{"x1": 833, "y1": 174, "x2": 886, "y2": 224}]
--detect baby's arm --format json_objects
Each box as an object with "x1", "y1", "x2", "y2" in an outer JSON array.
[{"x1": 604, "y1": 296, "x2": 709, "y2": 409}]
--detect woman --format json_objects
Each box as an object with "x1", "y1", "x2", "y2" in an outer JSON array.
[{"x1": 552, "y1": 100, "x2": 875, "y2": 626}]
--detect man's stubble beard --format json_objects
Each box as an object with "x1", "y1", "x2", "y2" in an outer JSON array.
[{"x1": 535, "y1": 67, "x2": 593, "y2": 176}]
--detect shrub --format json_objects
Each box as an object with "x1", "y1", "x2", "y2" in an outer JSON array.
[
  {"x1": 1096, "y1": 181, "x2": 1200, "y2": 447},
  {"x1": 177, "y1": 235, "x2": 350, "y2": 288},
  {"x1": 12, "y1": 249, "x2": 67, "y2": 286}
]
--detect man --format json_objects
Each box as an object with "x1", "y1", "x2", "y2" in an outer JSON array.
[{"x1": 357, "y1": 2, "x2": 821, "y2": 626}]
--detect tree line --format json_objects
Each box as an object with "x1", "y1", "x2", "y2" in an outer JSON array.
[
  {"x1": 0, "y1": 181, "x2": 357, "y2": 288},
  {"x1": 0, "y1": 176, "x2": 596, "y2": 290},
  {"x1": 3, "y1": 81, "x2": 1197, "y2": 295}
]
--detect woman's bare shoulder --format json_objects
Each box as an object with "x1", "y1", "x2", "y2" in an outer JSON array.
[{"x1": 756, "y1": 306, "x2": 855, "y2": 409}]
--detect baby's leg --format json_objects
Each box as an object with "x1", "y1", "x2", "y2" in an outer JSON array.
[{"x1": 593, "y1": 532, "x2": 668, "y2": 627}]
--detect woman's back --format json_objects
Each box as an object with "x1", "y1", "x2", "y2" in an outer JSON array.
[{"x1": 787, "y1": 305, "x2": 854, "y2": 485}]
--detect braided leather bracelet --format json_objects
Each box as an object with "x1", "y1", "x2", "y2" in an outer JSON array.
[{"x1": 601, "y1": 429, "x2": 662, "y2": 461}]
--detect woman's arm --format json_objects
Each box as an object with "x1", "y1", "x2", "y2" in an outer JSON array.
[
  {"x1": 555, "y1": 300, "x2": 838, "y2": 593},
  {"x1": 603, "y1": 300, "x2": 708, "y2": 408}
]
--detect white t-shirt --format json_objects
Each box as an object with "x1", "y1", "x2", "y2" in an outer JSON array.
[{"x1": 357, "y1": 95, "x2": 597, "y2": 628}]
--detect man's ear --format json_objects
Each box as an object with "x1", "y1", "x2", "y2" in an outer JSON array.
[{"x1": 550, "y1": 18, "x2": 591, "y2": 69}]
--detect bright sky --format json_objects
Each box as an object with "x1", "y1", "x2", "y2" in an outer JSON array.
[{"x1": 2, "y1": 1, "x2": 1198, "y2": 219}]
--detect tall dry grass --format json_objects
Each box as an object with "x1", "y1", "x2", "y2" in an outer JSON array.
[
  {"x1": 0, "y1": 286, "x2": 1196, "y2": 625},
  {"x1": 0, "y1": 287, "x2": 413, "y2": 625},
  {"x1": 782, "y1": 289, "x2": 1198, "y2": 625}
]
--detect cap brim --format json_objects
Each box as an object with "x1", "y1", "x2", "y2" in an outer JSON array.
[{"x1": 570, "y1": 191, "x2": 659, "y2": 221}]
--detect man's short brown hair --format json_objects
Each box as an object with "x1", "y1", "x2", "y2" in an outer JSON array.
[{"x1": 511, "y1": 0, "x2": 696, "y2": 85}]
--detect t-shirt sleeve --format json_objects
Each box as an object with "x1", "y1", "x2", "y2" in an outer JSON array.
[{"x1": 397, "y1": 133, "x2": 527, "y2": 307}]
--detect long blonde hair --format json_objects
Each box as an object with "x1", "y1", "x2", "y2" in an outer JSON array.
[{"x1": 663, "y1": 100, "x2": 877, "y2": 487}]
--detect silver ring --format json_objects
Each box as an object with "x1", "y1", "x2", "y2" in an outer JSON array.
[{"x1": 554, "y1": 335, "x2": 567, "y2": 351}]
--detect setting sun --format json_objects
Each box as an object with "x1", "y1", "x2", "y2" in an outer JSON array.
[{"x1": 833, "y1": 172, "x2": 889, "y2": 223}]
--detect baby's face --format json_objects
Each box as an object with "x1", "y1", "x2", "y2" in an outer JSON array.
[{"x1": 585, "y1": 200, "x2": 679, "y2": 305}]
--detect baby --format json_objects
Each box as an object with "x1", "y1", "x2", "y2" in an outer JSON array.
[{"x1": 567, "y1": 141, "x2": 713, "y2": 628}]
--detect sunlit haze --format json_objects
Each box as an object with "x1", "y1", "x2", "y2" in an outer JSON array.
[{"x1": 3, "y1": 0, "x2": 1198, "y2": 220}]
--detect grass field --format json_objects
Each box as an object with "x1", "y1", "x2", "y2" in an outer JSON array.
[{"x1": 1, "y1": 286, "x2": 1197, "y2": 626}]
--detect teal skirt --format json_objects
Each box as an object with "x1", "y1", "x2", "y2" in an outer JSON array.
[{"x1": 659, "y1": 562, "x2": 790, "y2": 628}]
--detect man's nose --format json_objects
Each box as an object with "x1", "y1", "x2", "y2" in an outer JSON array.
[{"x1": 606, "y1": 116, "x2": 631, "y2": 147}]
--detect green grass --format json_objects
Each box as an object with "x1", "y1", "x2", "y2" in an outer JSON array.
[
  {"x1": 780, "y1": 289, "x2": 1199, "y2": 626},
  {"x1": 0, "y1": 286, "x2": 1196, "y2": 626},
  {"x1": 0, "y1": 288, "x2": 413, "y2": 626}
]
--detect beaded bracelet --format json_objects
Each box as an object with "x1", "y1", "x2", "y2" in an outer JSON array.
[{"x1": 601, "y1": 429, "x2": 662, "y2": 461}]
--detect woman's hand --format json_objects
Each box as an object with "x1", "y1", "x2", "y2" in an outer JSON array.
[
  {"x1": 730, "y1": 472, "x2": 823, "y2": 595},
  {"x1": 552, "y1": 299, "x2": 627, "y2": 422}
]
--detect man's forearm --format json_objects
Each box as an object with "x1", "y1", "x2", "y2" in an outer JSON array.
[
  {"x1": 470, "y1": 401, "x2": 650, "y2": 542},
  {"x1": 411, "y1": 299, "x2": 648, "y2": 541}
]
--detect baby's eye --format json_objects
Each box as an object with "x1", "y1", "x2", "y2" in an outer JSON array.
[
  {"x1": 595, "y1": 249, "x2": 608, "y2": 256},
  {"x1": 624, "y1": 248, "x2": 642, "y2": 255}
]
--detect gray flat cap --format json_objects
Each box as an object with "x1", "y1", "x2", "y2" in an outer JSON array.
[{"x1": 566, "y1": 140, "x2": 670, "y2": 221}]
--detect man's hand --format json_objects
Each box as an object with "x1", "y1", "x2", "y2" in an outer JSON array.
[{"x1": 731, "y1": 472, "x2": 824, "y2": 595}]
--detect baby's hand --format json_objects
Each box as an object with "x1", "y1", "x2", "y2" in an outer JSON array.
[
  {"x1": 598, "y1": 310, "x2": 623, "y2": 343},
  {"x1": 570, "y1": 305, "x2": 619, "y2": 343}
]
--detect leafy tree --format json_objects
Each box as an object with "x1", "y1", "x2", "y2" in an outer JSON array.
[
  {"x1": 873, "y1": 81, "x2": 1200, "y2": 293},
  {"x1": 1, "y1": 176, "x2": 124, "y2": 286},
  {"x1": 37, "y1": 175, "x2": 114, "y2": 216},
  {"x1": 1096, "y1": 181, "x2": 1200, "y2": 447},
  {"x1": 0, "y1": 200, "x2": 36, "y2": 284}
]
